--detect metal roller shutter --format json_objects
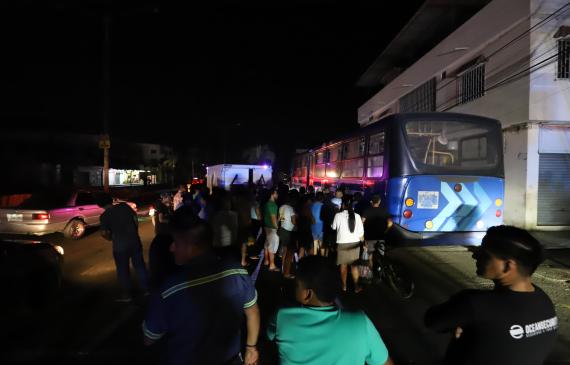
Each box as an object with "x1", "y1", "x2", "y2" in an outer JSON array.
[{"x1": 538, "y1": 153, "x2": 570, "y2": 226}]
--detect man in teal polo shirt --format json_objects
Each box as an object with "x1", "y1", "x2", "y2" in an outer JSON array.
[{"x1": 267, "y1": 256, "x2": 393, "y2": 365}]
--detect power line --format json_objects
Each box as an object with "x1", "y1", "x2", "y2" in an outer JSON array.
[{"x1": 432, "y1": 2, "x2": 570, "y2": 93}]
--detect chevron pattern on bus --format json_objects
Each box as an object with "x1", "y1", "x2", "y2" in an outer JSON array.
[{"x1": 393, "y1": 176, "x2": 504, "y2": 233}]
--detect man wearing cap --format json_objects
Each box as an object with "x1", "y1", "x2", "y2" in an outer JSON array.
[{"x1": 425, "y1": 225, "x2": 558, "y2": 365}]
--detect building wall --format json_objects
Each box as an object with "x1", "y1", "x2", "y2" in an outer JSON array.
[
  {"x1": 358, "y1": 0, "x2": 530, "y2": 125},
  {"x1": 502, "y1": 125, "x2": 529, "y2": 227},
  {"x1": 358, "y1": 0, "x2": 570, "y2": 230},
  {"x1": 530, "y1": 0, "x2": 570, "y2": 122}
]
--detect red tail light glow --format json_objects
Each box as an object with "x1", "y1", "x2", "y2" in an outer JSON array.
[
  {"x1": 496, "y1": 210, "x2": 502, "y2": 218},
  {"x1": 33, "y1": 213, "x2": 50, "y2": 220},
  {"x1": 403, "y1": 210, "x2": 413, "y2": 219}
]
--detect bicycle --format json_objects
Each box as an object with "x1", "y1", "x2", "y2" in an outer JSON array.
[{"x1": 366, "y1": 240, "x2": 415, "y2": 299}]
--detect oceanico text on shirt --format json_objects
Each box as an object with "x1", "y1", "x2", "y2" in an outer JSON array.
[{"x1": 509, "y1": 317, "x2": 558, "y2": 339}]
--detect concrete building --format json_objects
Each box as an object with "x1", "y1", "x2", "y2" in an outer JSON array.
[{"x1": 358, "y1": 0, "x2": 570, "y2": 231}]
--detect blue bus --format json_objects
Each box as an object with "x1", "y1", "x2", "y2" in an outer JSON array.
[{"x1": 291, "y1": 112, "x2": 504, "y2": 246}]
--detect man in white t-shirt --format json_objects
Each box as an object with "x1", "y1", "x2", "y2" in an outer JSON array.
[{"x1": 278, "y1": 194, "x2": 296, "y2": 278}]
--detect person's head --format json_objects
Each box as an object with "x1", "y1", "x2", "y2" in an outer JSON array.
[
  {"x1": 322, "y1": 184, "x2": 330, "y2": 194},
  {"x1": 169, "y1": 206, "x2": 213, "y2": 265},
  {"x1": 341, "y1": 197, "x2": 356, "y2": 232},
  {"x1": 295, "y1": 256, "x2": 341, "y2": 306},
  {"x1": 308, "y1": 185, "x2": 315, "y2": 194},
  {"x1": 269, "y1": 188, "x2": 278, "y2": 202},
  {"x1": 95, "y1": 192, "x2": 114, "y2": 208},
  {"x1": 335, "y1": 189, "x2": 344, "y2": 199},
  {"x1": 315, "y1": 191, "x2": 324, "y2": 202},
  {"x1": 299, "y1": 186, "x2": 307, "y2": 195},
  {"x1": 160, "y1": 192, "x2": 171, "y2": 205},
  {"x1": 354, "y1": 192, "x2": 362, "y2": 201},
  {"x1": 473, "y1": 225, "x2": 544, "y2": 282},
  {"x1": 371, "y1": 194, "x2": 382, "y2": 207}
]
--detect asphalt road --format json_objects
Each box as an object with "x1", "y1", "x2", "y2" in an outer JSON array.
[{"x1": 1, "y1": 222, "x2": 569, "y2": 365}]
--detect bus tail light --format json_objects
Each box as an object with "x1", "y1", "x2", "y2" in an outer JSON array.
[
  {"x1": 425, "y1": 220, "x2": 433, "y2": 229},
  {"x1": 454, "y1": 184, "x2": 462, "y2": 192},
  {"x1": 32, "y1": 213, "x2": 50, "y2": 220},
  {"x1": 403, "y1": 210, "x2": 412, "y2": 219},
  {"x1": 405, "y1": 198, "x2": 414, "y2": 207},
  {"x1": 496, "y1": 210, "x2": 502, "y2": 218}
]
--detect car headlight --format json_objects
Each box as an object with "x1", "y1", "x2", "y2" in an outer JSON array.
[{"x1": 53, "y1": 245, "x2": 64, "y2": 256}]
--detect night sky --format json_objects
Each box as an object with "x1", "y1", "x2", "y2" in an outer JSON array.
[{"x1": 0, "y1": 1, "x2": 424, "y2": 169}]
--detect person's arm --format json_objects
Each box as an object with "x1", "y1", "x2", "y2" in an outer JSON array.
[
  {"x1": 100, "y1": 213, "x2": 112, "y2": 241},
  {"x1": 424, "y1": 290, "x2": 473, "y2": 333},
  {"x1": 356, "y1": 215, "x2": 365, "y2": 241},
  {"x1": 331, "y1": 213, "x2": 339, "y2": 230},
  {"x1": 142, "y1": 293, "x2": 167, "y2": 346},
  {"x1": 363, "y1": 314, "x2": 392, "y2": 365},
  {"x1": 291, "y1": 213, "x2": 296, "y2": 227},
  {"x1": 244, "y1": 304, "x2": 260, "y2": 365},
  {"x1": 271, "y1": 214, "x2": 278, "y2": 229}
]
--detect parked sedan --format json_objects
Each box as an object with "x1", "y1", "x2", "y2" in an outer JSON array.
[
  {"x1": 0, "y1": 239, "x2": 64, "y2": 308},
  {"x1": 0, "y1": 189, "x2": 134, "y2": 240}
]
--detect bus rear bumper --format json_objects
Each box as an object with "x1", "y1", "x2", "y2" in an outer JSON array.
[{"x1": 389, "y1": 224, "x2": 486, "y2": 247}]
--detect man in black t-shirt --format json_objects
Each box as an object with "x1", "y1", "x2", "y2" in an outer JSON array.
[
  {"x1": 425, "y1": 226, "x2": 558, "y2": 365},
  {"x1": 362, "y1": 194, "x2": 392, "y2": 267},
  {"x1": 99, "y1": 194, "x2": 149, "y2": 302}
]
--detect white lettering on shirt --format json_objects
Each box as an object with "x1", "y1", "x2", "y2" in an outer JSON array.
[{"x1": 509, "y1": 317, "x2": 558, "y2": 340}]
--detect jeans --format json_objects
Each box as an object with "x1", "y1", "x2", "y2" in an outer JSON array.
[{"x1": 113, "y1": 243, "x2": 149, "y2": 293}]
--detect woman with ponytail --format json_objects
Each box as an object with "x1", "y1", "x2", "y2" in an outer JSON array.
[{"x1": 331, "y1": 196, "x2": 365, "y2": 292}]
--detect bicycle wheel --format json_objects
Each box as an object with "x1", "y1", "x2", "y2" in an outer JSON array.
[{"x1": 383, "y1": 261, "x2": 415, "y2": 299}]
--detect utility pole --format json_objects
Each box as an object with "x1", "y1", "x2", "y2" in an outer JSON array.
[{"x1": 101, "y1": 14, "x2": 111, "y2": 192}]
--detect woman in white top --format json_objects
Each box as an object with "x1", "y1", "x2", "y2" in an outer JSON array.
[{"x1": 331, "y1": 197, "x2": 365, "y2": 292}]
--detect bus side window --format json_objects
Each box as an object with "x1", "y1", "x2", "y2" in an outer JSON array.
[{"x1": 367, "y1": 132, "x2": 385, "y2": 178}]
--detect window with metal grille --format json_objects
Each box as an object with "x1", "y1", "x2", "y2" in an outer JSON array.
[
  {"x1": 557, "y1": 38, "x2": 570, "y2": 79},
  {"x1": 399, "y1": 78, "x2": 436, "y2": 112},
  {"x1": 458, "y1": 63, "x2": 485, "y2": 104}
]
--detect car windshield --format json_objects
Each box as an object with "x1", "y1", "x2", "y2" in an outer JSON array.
[
  {"x1": 10, "y1": 191, "x2": 74, "y2": 210},
  {"x1": 404, "y1": 120, "x2": 500, "y2": 172}
]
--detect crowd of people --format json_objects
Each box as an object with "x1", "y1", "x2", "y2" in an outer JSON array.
[{"x1": 97, "y1": 182, "x2": 558, "y2": 365}]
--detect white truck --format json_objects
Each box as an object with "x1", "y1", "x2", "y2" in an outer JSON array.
[{"x1": 206, "y1": 164, "x2": 273, "y2": 191}]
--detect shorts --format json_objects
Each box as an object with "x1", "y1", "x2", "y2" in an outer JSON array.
[
  {"x1": 336, "y1": 242, "x2": 361, "y2": 265},
  {"x1": 312, "y1": 231, "x2": 323, "y2": 242},
  {"x1": 278, "y1": 228, "x2": 294, "y2": 248},
  {"x1": 264, "y1": 227, "x2": 279, "y2": 254}
]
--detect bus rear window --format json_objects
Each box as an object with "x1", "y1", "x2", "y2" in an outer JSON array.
[{"x1": 404, "y1": 120, "x2": 499, "y2": 171}]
